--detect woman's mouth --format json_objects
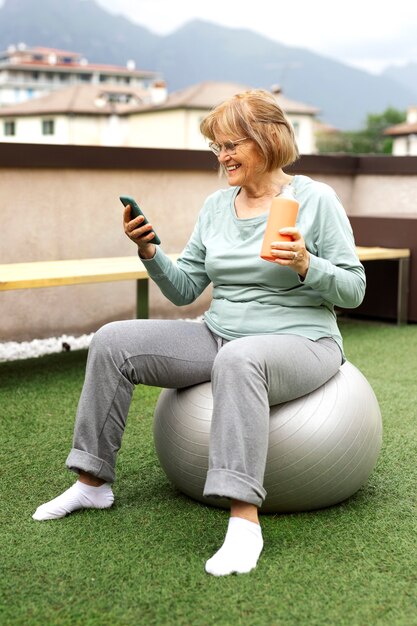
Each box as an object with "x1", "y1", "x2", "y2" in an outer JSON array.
[{"x1": 226, "y1": 164, "x2": 241, "y2": 172}]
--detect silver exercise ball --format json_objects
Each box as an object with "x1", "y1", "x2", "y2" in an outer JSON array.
[{"x1": 153, "y1": 361, "x2": 382, "y2": 513}]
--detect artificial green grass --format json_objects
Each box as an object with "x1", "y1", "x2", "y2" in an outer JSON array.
[{"x1": 1, "y1": 320, "x2": 416, "y2": 626}]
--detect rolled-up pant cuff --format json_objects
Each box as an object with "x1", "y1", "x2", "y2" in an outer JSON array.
[
  {"x1": 203, "y1": 468, "x2": 266, "y2": 508},
  {"x1": 65, "y1": 448, "x2": 115, "y2": 483}
]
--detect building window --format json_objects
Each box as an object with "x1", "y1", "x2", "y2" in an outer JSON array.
[
  {"x1": 4, "y1": 120, "x2": 16, "y2": 136},
  {"x1": 291, "y1": 121, "x2": 300, "y2": 138},
  {"x1": 42, "y1": 119, "x2": 55, "y2": 135},
  {"x1": 106, "y1": 91, "x2": 132, "y2": 104}
]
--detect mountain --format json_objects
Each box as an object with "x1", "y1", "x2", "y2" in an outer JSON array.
[
  {"x1": 156, "y1": 21, "x2": 417, "y2": 130},
  {"x1": 1, "y1": 0, "x2": 416, "y2": 130},
  {"x1": 383, "y1": 62, "x2": 417, "y2": 98}
]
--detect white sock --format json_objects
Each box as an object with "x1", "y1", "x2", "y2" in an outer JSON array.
[
  {"x1": 205, "y1": 517, "x2": 263, "y2": 576},
  {"x1": 32, "y1": 480, "x2": 114, "y2": 521}
]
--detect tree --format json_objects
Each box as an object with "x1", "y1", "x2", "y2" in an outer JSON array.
[{"x1": 316, "y1": 107, "x2": 407, "y2": 154}]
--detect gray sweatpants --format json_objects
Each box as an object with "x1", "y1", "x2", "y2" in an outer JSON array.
[{"x1": 66, "y1": 319, "x2": 342, "y2": 507}]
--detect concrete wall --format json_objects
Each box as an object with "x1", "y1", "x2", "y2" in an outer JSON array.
[
  {"x1": 0, "y1": 145, "x2": 222, "y2": 340},
  {"x1": 350, "y1": 175, "x2": 417, "y2": 216},
  {"x1": 1, "y1": 145, "x2": 416, "y2": 340}
]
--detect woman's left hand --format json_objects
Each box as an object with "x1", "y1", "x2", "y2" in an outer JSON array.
[{"x1": 270, "y1": 228, "x2": 310, "y2": 279}]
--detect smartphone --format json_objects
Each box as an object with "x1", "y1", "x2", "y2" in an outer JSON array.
[{"x1": 119, "y1": 195, "x2": 161, "y2": 245}]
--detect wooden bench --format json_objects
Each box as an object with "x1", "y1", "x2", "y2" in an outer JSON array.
[
  {"x1": 0, "y1": 247, "x2": 410, "y2": 324},
  {"x1": 0, "y1": 255, "x2": 179, "y2": 320}
]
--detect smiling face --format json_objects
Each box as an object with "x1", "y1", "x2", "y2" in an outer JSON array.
[
  {"x1": 215, "y1": 133, "x2": 266, "y2": 188},
  {"x1": 200, "y1": 90, "x2": 300, "y2": 178}
]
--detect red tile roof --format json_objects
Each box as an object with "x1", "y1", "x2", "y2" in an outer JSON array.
[{"x1": 384, "y1": 122, "x2": 417, "y2": 136}]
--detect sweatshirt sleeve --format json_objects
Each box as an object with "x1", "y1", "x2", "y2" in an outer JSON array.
[
  {"x1": 140, "y1": 211, "x2": 211, "y2": 306},
  {"x1": 302, "y1": 187, "x2": 366, "y2": 309}
]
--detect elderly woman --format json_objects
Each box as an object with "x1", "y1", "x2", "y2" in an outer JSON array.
[{"x1": 33, "y1": 90, "x2": 365, "y2": 577}]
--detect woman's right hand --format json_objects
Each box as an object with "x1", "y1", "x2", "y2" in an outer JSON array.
[{"x1": 123, "y1": 204, "x2": 156, "y2": 259}]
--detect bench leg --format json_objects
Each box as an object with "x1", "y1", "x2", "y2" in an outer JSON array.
[
  {"x1": 136, "y1": 279, "x2": 149, "y2": 319},
  {"x1": 397, "y1": 258, "x2": 410, "y2": 325}
]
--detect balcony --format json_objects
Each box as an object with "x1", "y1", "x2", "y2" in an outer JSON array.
[{"x1": 0, "y1": 143, "x2": 416, "y2": 340}]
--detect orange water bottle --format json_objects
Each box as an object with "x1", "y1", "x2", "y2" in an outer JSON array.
[{"x1": 260, "y1": 185, "x2": 299, "y2": 262}]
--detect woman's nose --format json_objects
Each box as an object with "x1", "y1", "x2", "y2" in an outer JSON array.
[{"x1": 218, "y1": 148, "x2": 231, "y2": 162}]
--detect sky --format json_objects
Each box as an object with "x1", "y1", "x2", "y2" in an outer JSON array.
[{"x1": 94, "y1": 0, "x2": 417, "y2": 75}]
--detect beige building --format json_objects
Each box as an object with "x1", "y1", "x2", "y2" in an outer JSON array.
[
  {"x1": 0, "y1": 83, "x2": 167, "y2": 146},
  {"x1": 0, "y1": 80, "x2": 320, "y2": 153},
  {"x1": 0, "y1": 43, "x2": 163, "y2": 106},
  {"x1": 127, "y1": 82, "x2": 320, "y2": 154},
  {"x1": 384, "y1": 105, "x2": 417, "y2": 155}
]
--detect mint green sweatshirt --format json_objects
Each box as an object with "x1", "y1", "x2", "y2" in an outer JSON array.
[{"x1": 142, "y1": 175, "x2": 366, "y2": 352}]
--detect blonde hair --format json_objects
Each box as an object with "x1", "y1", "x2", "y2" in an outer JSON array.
[{"x1": 200, "y1": 89, "x2": 299, "y2": 172}]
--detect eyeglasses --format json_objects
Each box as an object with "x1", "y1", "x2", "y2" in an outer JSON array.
[{"x1": 208, "y1": 137, "x2": 249, "y2": 157}]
